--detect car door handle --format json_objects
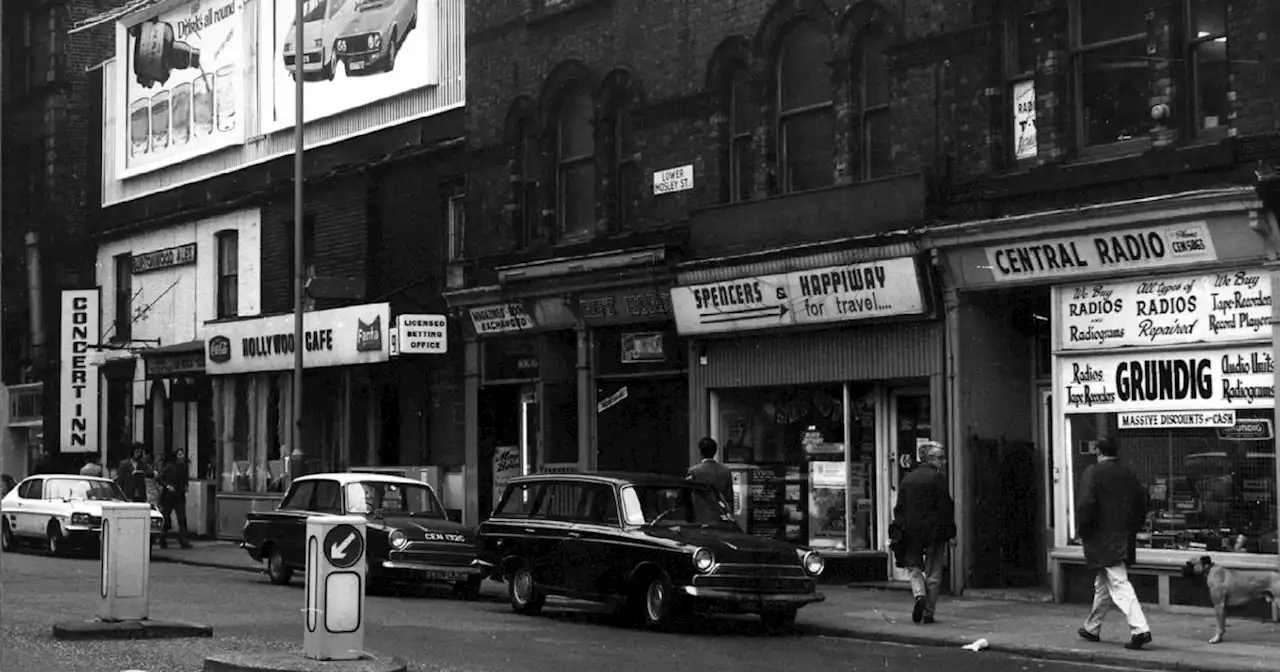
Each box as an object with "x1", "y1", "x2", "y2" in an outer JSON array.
[
  {"x1": 523, "y1": 528, "x2": 536, "y2": 534},
  {"x1": 567, "y1": 531, "x2": 582, "y2": 538}
]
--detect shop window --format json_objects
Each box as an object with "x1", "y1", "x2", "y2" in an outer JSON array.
[
  {"x1": 556, "y1": 86, "x2": 596, "y2": 240},
  {"x1": 856, "y1": 29, "x2": 892, "y2": 180},
  {"x1": 1187, "y1": 0, "x2": 1228, "y2": 136},
  {"x1": 113, "y1": 253, "x2": 132, "y2": 342},
  {"x1": 1004, "y1": 1, "x2": 1039, "y2": 163},
  {"x1": 727, "y1": 66, "x2": 755, "y2": 202},
  {"x1": 776, "y1": 21, "x2": 834, "y2": 193},
  {"x1": 215, "y1": 230, "x2": 238, "y2": 318},
  {"x1": 601, "y1": 70, "x2": 638, "y2": 231},
  {"x1": 1072, "y1": 0, "x2": 1151, "y2": 150},
  {"x1": 715, "y1": 384, "x2": 877, "y2": 552},
  {"x1": 1066, "y1": 410, "x2": 1278, "y2": 555},
  {"x1": 446, "y1": 192, "x2": 465, "y2": 261}
]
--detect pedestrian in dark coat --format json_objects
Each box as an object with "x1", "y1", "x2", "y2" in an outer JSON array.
[
  {"x1": 687, "y1": 437, "x2": 734, "y2": 508},
  {"x1": 1075, "y1": 438, "x2": 1152, "y2": 650},
  {"x1": 891, "y1": 441, "x2": 955, "y2": 624}
]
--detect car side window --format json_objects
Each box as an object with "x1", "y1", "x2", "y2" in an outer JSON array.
[
  {"x1": 579, "y1": 484, "x2": 620, "y2": 526},
  {"x1": 494, "y1": 483, "x2": 541, "y2": 517},
  {"x1": 18, "y1": 479, "x2": 43, "y2": 499},
  {"x1": 619, "y1": 486, "x2": 646, "y2": 526},
  {"x1": 532, "y1": 481, "x2": 585, "y2": 522},
  {"x1": 311, "y1": 480, "x2": 342, "y2": 514},
  {"x1": 280, "y1": 482, "x2": 315, "y2": 510}
]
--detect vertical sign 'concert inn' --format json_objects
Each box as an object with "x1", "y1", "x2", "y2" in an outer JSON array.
[{"x1": 60, "y1": 289, "x2": 102, "y2": 455}]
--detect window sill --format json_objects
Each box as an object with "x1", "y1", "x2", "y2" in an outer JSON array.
[{"x1": 1069, "y1": 139, "x2": 1152, "y2": 167}]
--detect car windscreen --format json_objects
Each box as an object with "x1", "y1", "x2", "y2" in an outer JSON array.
[
  {"x1": 345, "y1": 481, "x2": 445, "y2": 518},
  {"x1": 45, "y1": 478, "x2": 127, "y2": 502},
  {"x1": 621, "y1": 484, "x2": 735, "y2": 527},
  {"x1": 302, "y1": 0, "x2": 327, "y2": 23}
]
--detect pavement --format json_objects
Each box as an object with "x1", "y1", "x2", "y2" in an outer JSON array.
[{"x1": 147, "y1": 540, "x2": 1280, "y2": 672}]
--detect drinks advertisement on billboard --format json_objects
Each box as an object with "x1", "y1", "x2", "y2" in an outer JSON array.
[
  {"x1": 119, "y1": 0, "x2": 247, "y2": 176},
  {"x1": 258, "y1": 0, "x2": 440, "y2": 132}
]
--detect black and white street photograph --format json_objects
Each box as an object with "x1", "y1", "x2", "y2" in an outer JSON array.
[{"x1": 3, "y1": 0, "x2": 1280, "y2": 671}]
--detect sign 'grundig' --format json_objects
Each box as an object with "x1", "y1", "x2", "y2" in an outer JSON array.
[{"x1": 1111, "y1": 356, "x2": 1276, "y2": 404}]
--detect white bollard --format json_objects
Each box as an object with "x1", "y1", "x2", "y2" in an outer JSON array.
[
  {"x1": 303, "y1": 515, "x2": 367, "y2": 662},
  {"x1": 98, "y1": 502, "x2": 153, "y2": 622}
]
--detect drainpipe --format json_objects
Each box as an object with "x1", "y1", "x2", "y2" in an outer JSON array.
[
  {"x1": 25, "y1": 231, "x2": 44, "y2": 366},
  {"x1": 1255, "y1": 171, "x2": 1280, "y2": 597}
]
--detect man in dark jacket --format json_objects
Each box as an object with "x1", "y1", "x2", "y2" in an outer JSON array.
[
  {"x1": 157, "y1": 450, "x2": 192, "y2": 549},
  {"x1": 892, "y1": 441, "x2": 955, "y2": 624},
  {"x1": 1075, "y1": 438, "x2": 1152, "y2": 650},
  {"x1": 687, "y1": 437, "x2": 734, "y2": 508}
]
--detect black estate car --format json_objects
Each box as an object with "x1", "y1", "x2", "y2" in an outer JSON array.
[
  {"x1": 475, "y1": 472, "x2": 826, "y2": 631},
  {"x1": 241, "y1": 473, "x2": 484, "y2": 598}
]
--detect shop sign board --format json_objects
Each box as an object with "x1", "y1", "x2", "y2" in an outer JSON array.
[
  {"x1": 577, "y1": 290, "x2": 673, "y2": 325},
  {"x1": 203, "y1": 303, "x2": 391, "y2": 374},
  {"x1": 468, "y1": 303, "x2": 535, "y2": 335},
  {"x1": 117, "y1": 0, "x2": 248, "y2": 177},
  {"x1": 985, "y1": 222, "x2": 1216, "y2": 282},
  {"x1": 257, "y1": 0, "x2": 441, "y2": 134},
  {"x1": 1059, "y1": 344, "x2": 1275, "y2": 414},
  {"x1": 60, "y1": 290, "x2": 101, "y2": 455},
  {"x1": 670, "y1": 256, "x2": 926, "y2": 336},
  {"x1": 145, "y1": 350, "x2": 206, "y2": 378},
  {"x1": 1118, "y1": 410, "x2": 1237, "y2": 430},
  {"x1": 621, "y1": 332, "x2": 665, "y2": 364},
  {"x1": 653, "y1": 165, "x2": 694, "y2": 195},
  {"x1": 131, "y1": 243, "x2": 197, "y2": 274},
  {"x1": 394, "y1": 314, "x2": 447, "y2": 354},
  {"x1": 1057, "y1": 267, "x2": 1271, "y2": 350},
  {"x1": 1013, "y1": 79, "x2": 1037, "y2": 161}
]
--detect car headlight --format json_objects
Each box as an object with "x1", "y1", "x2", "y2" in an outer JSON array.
[
  {"x1": 70, "y1": 512, "x2": 92, "y2": 526},
  {"x1": 692, "y1": 547, "x2": 715, "y2": 572},
  {"x1": 388, "y1": 529, "x2": 409, "y2": 550},
  {"x1": 336, "y1": 39, "x2": 346, "y2": 53},
  {"x1": 312, "y1": 37, "x2": 322, "y2": 48},
  {"x1": 801, "y1": 550, "x2": 825, "y2": 576},
  {"x1": 370, "y1": 33, "x2": 381, "y2": 49}
]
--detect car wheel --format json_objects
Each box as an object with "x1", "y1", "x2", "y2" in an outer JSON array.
[
  {"x1": 1, "y1": 519, "x2": 15, "y2": 553},
  {"x1": 452, "y1": 577, "x2": 483, "y2": 601},
  {"x1": 47, "y1": 521, "x2": 65, "y2": 557},
  {"x1": 265, "y1": 547, "x2": 293, "y2": 585},
  {"x1": 508, "y1": 563, "x2": 545, "y2": 615},
  {"x1": 761, "y1": 607, "x2": 798, "y2": 633},
  {"x1": 385, "y1": 31, "x2": 398, "y2": 72},
  {"x1": 634, "y1": 572, "x2": 675, "y2": 631}
]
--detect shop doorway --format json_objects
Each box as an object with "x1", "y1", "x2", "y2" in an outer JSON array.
[
  {"x1": 478, "y1": 384, "x2": 538, "y2": 518},
  {"x1": 597, "y1": 377, "x2": 688, "y2": 476},
  {"x1": 888, "y1": 388, "x2": 932, "y2": 582},
  {"x1": 1037, "y1": 385, "x2": 1054, "y2": 577}
]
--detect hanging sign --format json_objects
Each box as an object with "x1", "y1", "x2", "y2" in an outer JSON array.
[
  {"x1": 1057, "y1": 268, "x2": 1271, "y2": 349},
  {"x1": 395, "y1": 314, "x2": 448, "y2": 354},
  {"x1": 670, "y1": 256, "x2": 925, "y2": 335},
  {"x1": 1060, "y1": 344, "x2": 1275, "y2": 414},
  {"x1": 468, "y1": 303, "x2": 535, "y2": 335},
  {"x1": 60, "y1": 290, "x2": 101, "y2": 455},
  {"x1": 985, "y1": 223, "x2": 1216, "y2": 282}
]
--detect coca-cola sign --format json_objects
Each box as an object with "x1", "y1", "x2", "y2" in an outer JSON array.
[{"x1": 207, "y1": 335, "x2": 232, "y2": 364}]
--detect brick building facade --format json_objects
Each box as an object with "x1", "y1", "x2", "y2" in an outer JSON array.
[{"x1": 452, "y1": 0, "x2": 1280, "y2": 597}]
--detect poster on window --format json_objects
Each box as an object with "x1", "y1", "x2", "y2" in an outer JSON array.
[
  {"x1": 808, "y1": 461, "x2": 847, "y2": 551},
  {"x1": 118, "y1": 0, "x2": 248, "y2": 176},
  {"x1": 1013, "y1": 79, "x2": 1037, "y2": 161},
  {"x1": 492, "y1": 445, "x2": 520, "y2": 510},
  {"x1": 258, "y1": 0, "x2": 441, "y2": 133}
]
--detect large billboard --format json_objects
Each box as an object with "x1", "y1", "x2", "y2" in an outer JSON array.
[
  {"x1": 117, "y1": 0, "x2": 248, "y2": 177},
  {"x1": 257, "y1": 0, "x2": 440, "y2": 133}
]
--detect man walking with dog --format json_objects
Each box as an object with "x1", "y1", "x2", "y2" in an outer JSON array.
[{"x1": 1075, "y1": 438, "x2": 1153, "y2": 650}]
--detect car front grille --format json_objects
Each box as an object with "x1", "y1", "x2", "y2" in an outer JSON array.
[
  {"x1": 340, "y1": 34, "x2": 375, "y2": 52},
  {"x1": 691, "y1": 563, "x2": 814, "y2": 593},
  {"x1": 391, "y1": 541, "x2": 470, "y2": 566}
]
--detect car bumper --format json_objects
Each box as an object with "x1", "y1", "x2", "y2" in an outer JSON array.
[
  {"x1": 64, "y1": 526, "x2": 163, "y2": 547},
  {"x1": 378, "y1": 559, "x2": 484, "y2": 583},
  {"x1": 679, "y1": 586, "x2": 826, "y2": 614},
  {"x1": 240, "y1": 541, "x2": 264, "y2": 562}
]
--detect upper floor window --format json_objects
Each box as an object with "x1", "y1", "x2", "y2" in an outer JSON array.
[
  {"x1": 857, "y1": 30, "x2": 892, "y2": 180},
  {"x1": 728, "y1": 67, "x2": 755, "y2": 202},
  {"x1": 777, "y1": 21, "x2": 834, "y2": 193},
  {"x1": 1187, "y1": 0, "x2": 1228, "y2": 136},
  {"x1": 1073, "y1": 0, "x2": 1151, "y2": 150},
  {"x1": 1004, "y1": 2, "x2": 1039, "y2": 163},
  {"x1": 113, "y1": 253, "x2": 132, "y2": 342},
  {"x1": 447, "y1": 192, "x2": 466, "y2": 261},
  {"x1": 216, "y1": 230, "x2": 239, "y2": 318},
  {"x1": 557, "y1": 87, "x2": 596, "y2": 240},
  {"x1": 609, "y1": 103, "x2": 636, "y2": 230},
  {"x1": 512, "y1": 117, "x2": 540, "y2": 248}
]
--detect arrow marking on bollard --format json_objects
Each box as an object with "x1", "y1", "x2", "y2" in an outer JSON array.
[{"x1": 331, "y1": 533, "x2": 356, "y2": 560}]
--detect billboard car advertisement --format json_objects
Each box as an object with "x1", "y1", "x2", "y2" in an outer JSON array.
[
  {"x1": 259, "y1": 0, "x2": 440, "y2": 132},
  {"x1": 118, "y1": 0, "x2": 247, "y2": 176}
]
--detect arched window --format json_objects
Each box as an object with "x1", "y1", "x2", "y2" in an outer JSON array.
[
  {"x1": 556, "y1": 87, "x2": 596, "y2": 239},
  {"x1": 776, "y1": 21, "x2": 835, "y2": 193},
  {"x1": 513, "y1": 115, "x2": 540, "y2": 248},
  {"x1": 857, "y1": 29, "x2": 891, "y2": 180},
  {"x1": 728, "y1": 66, "x2": 756, "y2": 202}
]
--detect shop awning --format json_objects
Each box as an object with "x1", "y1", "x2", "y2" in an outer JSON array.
[
  {"x1": 140, "y1": 340, "x2": 206, "y2": 378},
  {"x1": 676, "y1": 233, "x2": 922, "y2": 286},
  {"x1": 139, "y1": 339, "x2": 205, "y2": 358}
]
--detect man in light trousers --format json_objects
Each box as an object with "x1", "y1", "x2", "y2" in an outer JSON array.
[
  {"x1": 1075, "y1": 438, "x2": 1153, "y2": 650},
  {"x1": 892, "y1": 442, "x2": 955, "y2": 624}
]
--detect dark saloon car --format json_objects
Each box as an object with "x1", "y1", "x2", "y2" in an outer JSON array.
[
  {"x1": 242, "y1": 473, "x2": 484, "y2": 598},
  {"x1": 475, "y1": 472, "x2": 826, "y2": 631}
]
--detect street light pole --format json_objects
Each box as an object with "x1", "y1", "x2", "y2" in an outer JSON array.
[{"x1": 290, "y1": 0, "x2": 306, "y2": 483}]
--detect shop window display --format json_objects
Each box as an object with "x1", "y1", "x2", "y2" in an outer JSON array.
[
  {"x1": 1067, "y1": 411, "x2": 1278, "y2": 555},
  {"x1": 715, "y1": 384, "x2": 877, "y2": 552}
]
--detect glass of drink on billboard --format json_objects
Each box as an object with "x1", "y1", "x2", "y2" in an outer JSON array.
[
  {"x1": 129, "y1": 98, "x2": 151, "y2": 157},
  {"x1": 193, "y1": 73, "x2": 215, "y2": 136},
  {"x1": 150, "y1": 89, "x2": 171, "y2": 151},
  {"x1": 215, "y1": 65, "x2": 236, "y2": 132},
  {"x1": 171, "y1": 81, "x2": 192, "y2": 147}
]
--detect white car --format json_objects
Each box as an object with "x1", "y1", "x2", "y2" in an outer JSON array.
[{"x1": 1, "y1": 474, "x2": 164, "y2": 556}]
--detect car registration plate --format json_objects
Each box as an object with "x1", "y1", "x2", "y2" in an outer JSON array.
[
  {"x1": 421, "y1": 569, "x2": 468, "y2": 581},
  {"x1": 350, "y1": 60, "x2": 365, "y2": 71}
]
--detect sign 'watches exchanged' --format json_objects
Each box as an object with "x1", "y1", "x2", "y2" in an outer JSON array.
[{"x1": 242, "y1": 329, "x2": 334, "y2": 357}]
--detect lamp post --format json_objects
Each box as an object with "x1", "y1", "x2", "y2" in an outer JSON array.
[
  {"x1": 1255, "y1": 170, "x2": 1280, "y2": 579},
  {"x1": 289, "y1": 0, "x2": 306, "y2": 484}
]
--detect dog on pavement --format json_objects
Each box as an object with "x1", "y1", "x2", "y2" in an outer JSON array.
[{"x1": 1181, "y1": 555, "x2": 1280, "y2": 644}]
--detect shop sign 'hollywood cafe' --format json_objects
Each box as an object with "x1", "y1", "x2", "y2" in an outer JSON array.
[
  {"x1": 204, "y1": 303, "x2": 392, "y2": 374},
  {"x1": 669, "y1": 256, "x2": 926, "y2": 335}
]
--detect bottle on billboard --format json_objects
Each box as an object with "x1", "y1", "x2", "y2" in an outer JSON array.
[
  {"x1": 129, "y1": 98, "x2": 150, "y2": 157},
  {"x1": 131, "y1": 19, "x2": 201, "y2": 89}
]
